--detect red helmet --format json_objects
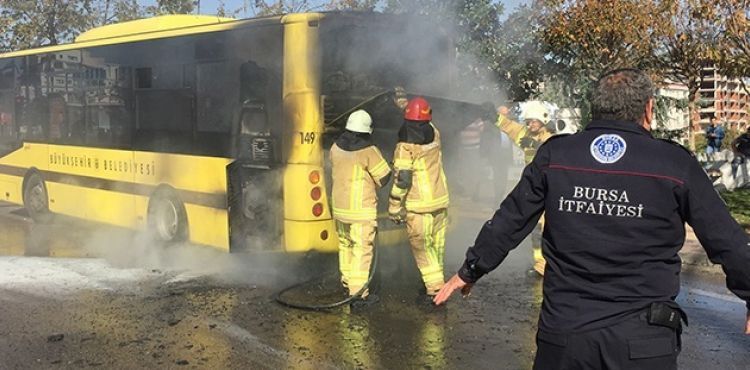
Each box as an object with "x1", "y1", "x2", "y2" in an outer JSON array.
[{"x1": 404, "y1": 97, "x2": 432, "y2": 121}]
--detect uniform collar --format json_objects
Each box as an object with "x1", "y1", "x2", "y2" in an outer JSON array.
[{"x1": 585, "y1": 120, "x2": 651, "y2": 136}]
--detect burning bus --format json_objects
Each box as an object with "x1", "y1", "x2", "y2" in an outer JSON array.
[{"x1": 0, "y1": 12, "x2": 489, "y2": 253}]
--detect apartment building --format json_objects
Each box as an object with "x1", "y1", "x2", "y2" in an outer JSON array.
[{"x1": 699, "y1": 64, "x2": 749, "y2": 130}]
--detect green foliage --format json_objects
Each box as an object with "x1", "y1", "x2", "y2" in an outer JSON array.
[
  {"x1": 146, "y1": 0, "x2": 197, "y2": 15},
  {"x1": 694, "y1": 132, "x2": 708, "y2": 153},
  {"x1": 0, "y1": 0, "x2": 95, "y2": 50},
  {"x1": 495, "y1": 5, "x2": 545, "y2": 101},
  {"x1": 215, "y1": 0, "x2": 243, "y2": 17},
  {"x1": 721, "y1": 188, "x2": 750, "y2": 228},
  {"x1": 651, "y1": 127, "x2": 687, "y2": 142},
  {"x1": 251, "y1": 1, "x2": 321, "y2": 16},
  {"x1": 654, "y1": 95, "x2": 688, "y2": 127},
  {"x1": 651, "y1": 95, "x2": 689, "y2": 142},
  {"x1": 0, "y1": 0, "x2": 196, "y2": 52},
  {"x1": 722, "y1": 126, "x2": 743, "y2": 151},
  {"x1": 327, "y1": 0, "x2": 380, "y2": 10}
]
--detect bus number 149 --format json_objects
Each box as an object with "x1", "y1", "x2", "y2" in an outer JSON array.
[{"x1": 299, "y1": 132, "x2": 316, "y2": 145}]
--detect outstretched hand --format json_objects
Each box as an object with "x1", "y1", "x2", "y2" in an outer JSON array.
[
  {"x1": 433, "y1": 274, "x2": 473, "y2": 306},
  {"x1": 745, "y1": 311, "x2": 750, "y2": 335}
]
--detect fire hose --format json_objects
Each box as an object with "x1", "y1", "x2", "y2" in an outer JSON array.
[{"x1": 274, "y1": 246, "x2": 379, "y2": 311}]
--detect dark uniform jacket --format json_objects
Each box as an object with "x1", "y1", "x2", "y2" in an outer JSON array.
[{"x1": 459, "y1": 119, "x2": 750, "y2": 333}]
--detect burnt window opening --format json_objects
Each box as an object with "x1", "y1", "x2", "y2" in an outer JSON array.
[{"x1": 135, "y1": 68, "x2": 152, "y2": 88}]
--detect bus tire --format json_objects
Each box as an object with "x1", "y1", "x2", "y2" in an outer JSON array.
[
  {"x1": 148, "y1": 190, "x2": 188, "y2": 243},
  {"x1": 23, "y1": 172, "x2": 53, "y2": 223}
]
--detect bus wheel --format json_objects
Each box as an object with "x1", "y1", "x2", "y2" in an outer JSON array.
[
  {"x1": 23, "y1": 173, "x2": 53, "y2": 223},
  {"x1": 148, "y1": 191, "x2": 188, "y2": 243}
]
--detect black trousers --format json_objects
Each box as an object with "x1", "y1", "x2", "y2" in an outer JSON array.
[{"x1": 533, "y1": 311, "x2": 681, "y2": 370}]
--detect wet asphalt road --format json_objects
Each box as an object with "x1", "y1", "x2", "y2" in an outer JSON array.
[{"x1": 0, "y1": 203, "x2": 748, "y2": 369}]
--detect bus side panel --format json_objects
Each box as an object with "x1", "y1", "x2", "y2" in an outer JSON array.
[
  {"x1": 80, "y1": 186, "x2": 139, "y2": 228},
  {"x1": 134, "y1": 195, "x2": 148, "y2": 230},
  {"x1": 133, "y1": 151, "x2": 232, "y2": 250},
  {"x1": 282, "y1": 163, "x2": 336, "y2": 252},
  {"x1": 0, "y1": 173, "x2": 23, "y2": 204},
  {"x1": 0, "y1": 143, "x2": 49, "y2": 205},
  {"x1": 47, "y1": 145, "x2": 136, "y2": 224},
  {"x1": 47, "y1": 183, "x2": 86, "y2": 219},
  {"x1": 284, "y1": 219, "x2": 336, "y2": 253},
  {"x1": 133, "y1": 152, "x2": 232, "y2": 195},
  {"x1": 0, "y1": 143, "x2": 50, "y2": 169},
  {"x1": 282, "y1": 15, "x2": 338, "y2": 253},
  {"x1": 184, "y1": 204, "x2": 229, "y2": 251}
]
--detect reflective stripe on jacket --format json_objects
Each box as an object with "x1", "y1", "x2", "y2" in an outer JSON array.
[
  {"x1": 496, "y1": 113, "x2": 553, "y2": 163},
  {"x1": 331, "y1": 144, "x2": 391, "y2": 222},
  {"x1": 390, "y1": 123, "x2": 449, "y2": 213}
]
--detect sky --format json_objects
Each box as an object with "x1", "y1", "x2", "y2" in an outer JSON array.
[{"x1": 144, "y1": 0, "x2": 531, "y2": 18}]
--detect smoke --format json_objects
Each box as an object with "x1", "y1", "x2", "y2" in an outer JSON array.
[
  {"x1": 5, "y1": 9, "x2": 544, "y2": 292},
  {"x1": 82, "y1": 228, "x2": 296, "y2": 288},
  {"x1": 316, "y1": 12, "x2": 531, "y2": 270}
]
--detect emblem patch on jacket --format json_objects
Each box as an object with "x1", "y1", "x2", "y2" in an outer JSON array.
[{"x1": 591, "y1": 134, "x2": 627, "y2": 164}]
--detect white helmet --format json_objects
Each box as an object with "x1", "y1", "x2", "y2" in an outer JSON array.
[
  {"x1": 523, "y1": 101, "x2": 550, "y2": 123},
  {"x1": 346, "y1": 109, "x2": 373, "y2": 134}
]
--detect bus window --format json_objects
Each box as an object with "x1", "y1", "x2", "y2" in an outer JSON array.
[
  {"x1": 188, "y1": 61, "x2": 233, "y2": 157},
  {"x1": 135, "y1": 68, "x2": 152, "y2": 89},
  {"x1": 47, "y1": 93, "x2": 66, "y2": 141},
  {"x1": 0, "y1": 60, "x2": 16, "y2": 142},
  {"x1": 196, "y1": 61, "x2": 234, "y2": 154},
  {"x1": 134, "y1": 89, "x2": 194, "y2": 152}
]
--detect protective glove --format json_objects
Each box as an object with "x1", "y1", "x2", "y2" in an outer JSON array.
[
  {"x1": 388, "y1": 206, "x2": 406, "y2": 225},
  {"x1": 519, "y1": 136, "x2": 539, "y2": 149}
]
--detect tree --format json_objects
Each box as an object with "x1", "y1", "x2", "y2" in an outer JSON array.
[
  {"x1": 0, "y1": 0, "x2": 96, "y2": 51},
  {"x1": 540, "y1": 0, "x2": 672, "y2": 81},
  {"x1": 146, "y1": 0, "x2": 197, "y2": 16},
  {"x1": 538, "y1": 0, "x2": 675, "y2": 123},
  {"x1": 714, "y1": 0, "x2": 750, "y2": 95},
  {"x1": 495, "y1": 5, "x2": 545, "y2": 101},
  {"x1": 216, "y1": 0, "x2": 243, "y2": 17},
  {"x1": 90, "y1": 0, "x2": 143, "y2": 26},
  {"x1": 250, "y1": 1, "x2": 324, "y2": 16},
  {"x1": 657, "y1": 0, "x2": 722, "y2": 148},
  {"x1": 0, "y1": 0, "x2": 206, "y2": 52},
  {"x1": 326, "y1": 0, "x2": 380, "y2": 10}
]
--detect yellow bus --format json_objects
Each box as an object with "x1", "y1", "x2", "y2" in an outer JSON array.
[{"x1": 0, "y1": 12, "x2": 471, "y2": 253}]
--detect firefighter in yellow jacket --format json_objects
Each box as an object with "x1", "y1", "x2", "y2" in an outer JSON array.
[
  {"x1": 496, "y1": 102, "x2": 553, "y2": 276},
  {"x1": 389, "y1": 97, "x2": 450, "y2": 301},
  {"x1": 331, "y1": 110, "x2": 391, "y2": 301}
]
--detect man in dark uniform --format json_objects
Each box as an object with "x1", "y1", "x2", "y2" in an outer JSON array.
[
  {"x1": 731, "y1": 126, "x2": 750, "y2": 179},
  {"x1": 434, "y1": 69, "x2": 750, "y2": 369}
]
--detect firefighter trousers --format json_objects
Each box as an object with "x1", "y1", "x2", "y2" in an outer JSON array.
[
  {"x1": 533, "y1": 310, "x2": 681, "y2": 370},
  {"x1": 336, "y1": 220, "x2": 376, "y2": 297},
  {"x1": 406, "y1": 209, "x2": 447, "y2": 295}
]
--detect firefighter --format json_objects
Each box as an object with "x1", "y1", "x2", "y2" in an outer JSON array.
[
  {"x1": 496, "y1": 102, "x2": 554, "y2": 162},
  {"x1": 389, "y1": 97, "x2": 450, "y2": 302},
  {"x1": 496, "y1": 102, "x2": 554, "y2": 276},
  {"x1": 331, "y1": 109, "x2": 391, "y2": 302},
  {"x1": 435, "y1": 68, "x2": 750, "y2": 368}
]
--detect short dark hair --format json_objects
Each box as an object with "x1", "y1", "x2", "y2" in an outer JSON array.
[{"x1": 591, "y1": 68, "x2": 654, "y2": 123}]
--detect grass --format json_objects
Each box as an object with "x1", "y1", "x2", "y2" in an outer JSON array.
[{"x1": 721, "y1": 188, "x2": 750, "y2": 229}]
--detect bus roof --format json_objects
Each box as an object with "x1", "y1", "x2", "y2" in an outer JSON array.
[{"x1": 0, "y1": 13, "x2": 322, "y2": 59}]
